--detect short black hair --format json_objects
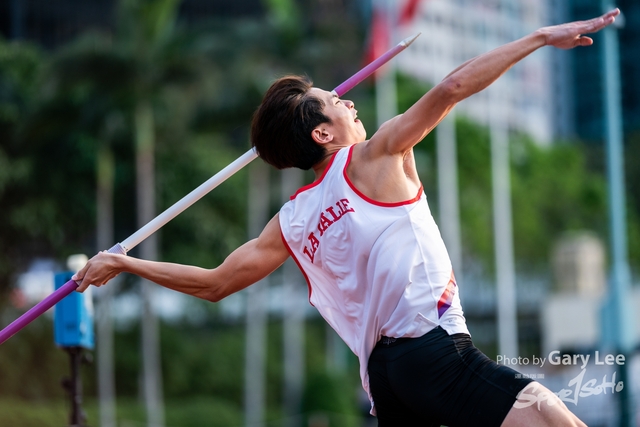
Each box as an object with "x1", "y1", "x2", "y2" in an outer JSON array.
[{"x1": 250, "y1": 75, "x2": 331, "y2": 170}]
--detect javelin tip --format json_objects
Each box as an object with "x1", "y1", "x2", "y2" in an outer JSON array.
[{"x1": 400, "y1": 33, "x2": 421, "y2": 47}]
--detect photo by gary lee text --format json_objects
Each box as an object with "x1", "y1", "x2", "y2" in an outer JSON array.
[{"x1": 497, "y1": 351, "x2": 625, "y2": 370}]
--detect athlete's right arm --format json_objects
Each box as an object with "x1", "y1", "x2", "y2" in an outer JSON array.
[
  {"x1": 73, "y1": 213, "x2": 290, "y2": 302},
  {"x1": 365, "y1": 9, "x2": 619, "y2": 158}
]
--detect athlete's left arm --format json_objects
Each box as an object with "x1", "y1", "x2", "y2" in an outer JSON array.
[{"x1": 367, "y1": 9, "x2": 619, "y2": 157}]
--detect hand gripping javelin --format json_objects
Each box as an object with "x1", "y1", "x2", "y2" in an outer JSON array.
[{"x1": 0, "y1": 33, "x2": 420, "y2": 345}]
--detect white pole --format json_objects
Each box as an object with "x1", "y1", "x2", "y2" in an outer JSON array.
[
  {"x1": 96, "y1": 143, "x2": 117, "y2": 427},
  {"x1": 436, "y1": 112, "x2": 463, "y2": 281},
  {"x1": 375, "y1": 0, "x2": 398, "y2": 127},
  {"x1": 600, "y1": 6, "x2": 634, "y2": 425},
  {"x1": 481, "y1": 0, "x2": 518, "y2": 360},
  {"x1": 244, "y1": 161, "x2": 269, "y2": 427},
  {"x1": 135, "y1": 102, "x2": 164, "y2": 427},
  {"x1": 490, "y1": 89, "x2": 518, "y2": 359},
  {"x1": 281, "y1": 168, "x2": 305, "y2": 427}
]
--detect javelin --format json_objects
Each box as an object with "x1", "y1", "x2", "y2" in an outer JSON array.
[{"x1": 0, "y1": 33, "x2": 421, "y2": 345}]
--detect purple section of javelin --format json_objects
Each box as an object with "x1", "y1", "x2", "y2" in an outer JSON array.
[
  {"x1": 0, "y1": 279, "x2": 77, "y2": 345},
  {"x1": 0, "y1": 243, "x2": 126, "y2": 345},
  {"x1": 332, "y1": 43, "x2": 404, "y2": 97}
]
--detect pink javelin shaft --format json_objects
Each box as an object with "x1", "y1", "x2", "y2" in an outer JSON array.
[
  {"x1": 0, "y1": 32, "x2": 421, "y2": 345},
  {"x1": 332, "y1": 33, "x2": 420, "y2": 97}
]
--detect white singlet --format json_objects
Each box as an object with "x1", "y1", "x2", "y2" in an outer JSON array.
[{"x1": 278, "y1": 145, "x2": 469, "y2": 409}]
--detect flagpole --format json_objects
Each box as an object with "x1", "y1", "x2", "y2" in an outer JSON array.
[
  {"x1": 599, "y1": 5, "x2": 633, "y2": 426},
  {"x1": 375, "y1": 0, "x2": 399, "y2": 127},
  {"x1": 489, "y1": 1, "x2": 518, "y2": 360}
]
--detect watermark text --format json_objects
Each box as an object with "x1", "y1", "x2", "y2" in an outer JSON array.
[{"x1": 497, "y1": 350, "x2": 625, "y2": 370}]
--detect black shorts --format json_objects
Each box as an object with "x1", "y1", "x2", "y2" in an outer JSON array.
[{"x1": 368, "y1": 326, "x2": 533, "y2": 427}]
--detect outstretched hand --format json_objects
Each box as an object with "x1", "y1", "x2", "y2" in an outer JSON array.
[{"x1": 539, "y1": 8, "x2": 620, "y2": 49}]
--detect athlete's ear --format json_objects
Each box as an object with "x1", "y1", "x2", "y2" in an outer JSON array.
[{"x1": 311, "y1": 126, "x2": 334, "y2": 145}]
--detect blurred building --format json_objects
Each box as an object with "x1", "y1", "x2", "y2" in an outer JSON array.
[
  {"x1": 549, "y1": 0, "x2": 640, "y2": 142},
  {"x1": 0, "y1": 0, "x2": 264, "y2": 49},
  {"x1": 539, "y1": 233, "x2": 640, "y2": 426},
  {"x1": 552, "y1": 232, "x2": 607, "y2": 296},
  {"x1": 543, "y1": 233, "x2": 606, "y2": 354},
  {"x1": 395, "y1": 0, "x2": 640, "y2": 144},
  {"x1": 396, "y1": 0, "x2": 553, "y2": 143},
  {"x1": 542, "y1": 232, "x2": 640, "y2": 353}
]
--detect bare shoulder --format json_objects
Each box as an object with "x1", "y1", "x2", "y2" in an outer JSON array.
[
  {"x1": 361, "y1": 115, "x2": 406, "y2": 158},
  {"x1": 348, "y1": 137, "x2": 421, "y2": 204}
]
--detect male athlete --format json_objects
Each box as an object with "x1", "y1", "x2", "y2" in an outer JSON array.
[{"x1": 75, "y1": 9, "x2": 619, "y2": 426}]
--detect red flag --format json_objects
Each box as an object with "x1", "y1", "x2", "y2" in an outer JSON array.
[
  {"x1": 364, "y1": 0, "x2": 424, "y2": 65},
  {"x1": 399, "y1": 0, "x2": 422, "y2": 26},
  {"x1": 364, "y1": 7, "x2": 390, "y2": 65}
]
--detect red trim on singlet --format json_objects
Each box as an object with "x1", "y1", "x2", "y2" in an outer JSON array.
[
  {"x1": 343, "y1": 145, "x2": 424, "y2": 207},
  {"x1": 289, "y1": 151, "x2": 339, "y2": 201},
  {"x1": 280, "y1": 229, "x2": 315, "y2": 306}
]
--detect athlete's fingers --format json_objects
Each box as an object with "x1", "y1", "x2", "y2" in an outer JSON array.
[
  {"x1": 586, "y1": 8, "x2": 619, "y2": 32},
  {"x1": 576, "y1": 36, "x2": 594, "y2": 47}
]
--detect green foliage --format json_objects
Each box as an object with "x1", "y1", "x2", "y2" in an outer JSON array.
[
  {"x1": 163, "y1": 397, "x2": 243, "y2": 427},
  {"x1": 0, "y1": 399, "x2": 73, "y2": 427},
  {"x1": 158, "y1": 321, "x2": 246, "y2": 401},
  {"x1": 624, "y1": 132, "x2": 640, "y2": 272},
  {"x1": 455, "y1": 118, "x2": 612, "y2": 271},
  {"x1": 156, "y1": 124, "x2": 249, "y2": 269},
  {"x1": 390, "y1": 74, "x2": 614, "y2": 271},
  {"x1": 0, "y1": 39, "x2": 44, "y2": 292},
  {"x1": 454, "y1": 117, "x2": 495, "y2": 266},
  {"x1": 262, "y1": 0, "x2": 301, "y2": 30},
  {"x1": 0, "y1": 315, "x2": 361, "y2": 425},
  {"x1": 303, "y1": 371, "x2": 360, "y2": 427},
  {"x1": 104, "y1": 316, "x2": 362, "y2": 426},
  {"x1": 0, "y1": 397, "x2": 243, "y2": 427},
  {"x1": 119, "y1": 0, "x2": 182, "y2": 47},
  {"x1": 510, "y1": 135, "x2": 608, "y2": 267},
  {"x1": 0, "y1": 316, "x2": 67, "y2": 399}
]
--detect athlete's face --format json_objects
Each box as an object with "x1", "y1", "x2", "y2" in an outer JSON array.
[{"x1": 309, "y1": 87, "x2": 366, "y2": 147}]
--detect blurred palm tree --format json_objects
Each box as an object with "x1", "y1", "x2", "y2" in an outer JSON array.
[
  {"x1": 115, "y1": 2, "x2": 190, "y2": 425},
  {"x1": 0, "y1": 39, "x2": 43, "y2": 298},
  {"x1": 26, "y1": 36, "x2": 134, "y2": 425},
  {"x1": 23, "y1": 1, "x2": 205, "y2": 425}
]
